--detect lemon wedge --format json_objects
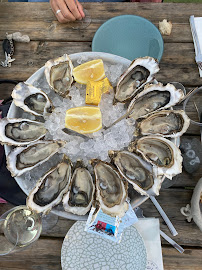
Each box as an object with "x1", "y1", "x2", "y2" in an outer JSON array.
[
  {"x1": 73, "y1": 59, "x2": 105, "y2": 84},
  {"x1": 65, "y1": 106, "x2": 102, "y2": 134}
]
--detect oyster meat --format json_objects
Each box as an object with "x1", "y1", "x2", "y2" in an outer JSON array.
[
  {"x1": 27, "y1": 155, "x2": 72, "y2": 214},
  {"x1": 115, "y1": 57, "x2": 159, "y2": 103},
  {"x1": 135, "y1": 110, "x2": 190, "y2": 137},
  {"x1": 63, "y1": 161, "x2": 95, "y2": 215},
  {"x1": 109, "y1": 150, "x2": 162, "y2": 196},
  {"x1": 0, "y1": 118, "x2": 47, "y2": 146},
  {"x1": 129, "y1": 135, "x2": 182, "y2": 179},
  {"x1": 91, "y1": 159, "x2": 128, "y2": 217},
  {"x1": 7, "y1": 140, "x2": 65, "y2": 177},
  {"x1": 128, "y1": 83, "x2": 185, "y2": 120},
  {"x1": 45, "y1": 54, "x2": 74, "y2": 97},
  {"x1": 12, "y1": 82, "x2": 53, "y2": 117}
]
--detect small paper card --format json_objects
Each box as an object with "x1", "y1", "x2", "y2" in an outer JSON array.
[{"x1": 85, "y1": 203, "x2": 138, "y2": 243}]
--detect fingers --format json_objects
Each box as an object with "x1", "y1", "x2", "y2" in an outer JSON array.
[
  {"x1": 77, "y1": 1, "x2": 85, "y2": 18},
  {"x1": 50, "y1": 0, "x2": 84, "y2": 23},
  {"x1": 64, "y1": 0, "x2": 82, "y2": 20}
]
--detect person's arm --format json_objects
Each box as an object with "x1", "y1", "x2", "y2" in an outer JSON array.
[{"x1": 50, "y1": 0, "x2": 85, "y2": 23}]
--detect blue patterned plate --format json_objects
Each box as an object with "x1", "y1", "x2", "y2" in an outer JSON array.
[
  {"x1": 92, "y1": 15, "x2": 164, "y2": 62},
  {"x1": 61, "y1": 221, "x2": 147, "y2": 270}
]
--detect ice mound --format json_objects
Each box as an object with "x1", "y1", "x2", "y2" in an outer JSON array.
[{"x1": 44, "y1": 84, "x2": 134, "y2": 165}]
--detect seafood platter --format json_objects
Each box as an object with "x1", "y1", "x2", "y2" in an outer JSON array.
[{"x1": 0, "y1": 52, "x2": 190, "y2": 220}]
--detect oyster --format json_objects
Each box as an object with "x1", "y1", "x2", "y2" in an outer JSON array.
[
  {"x1": 12, "y1": 82, "x2": 53, "y2": 117},
  {"x1": 7, "y1": 140, "x2": 65, "y2": 177},
  {"x1": 27, "y1": 155, "x2": 72, "y2": 214},
  {"x1": 115, "y1": 57, "x2": 159, "y2": 103},
  {"x1": 109, "y1": 150, "x2": 162, "y2": 196},
  {"x1": 129, "y1": 136, "x2": 182, "y2": 179},
  {"x1": 63, "y1": 160, "x2": 95, "y2": 215},
  {"x1": 45, "y1": 54, "x2": 74, "y2": 97},
  {"x1": 0, "y1": 118, "x2": 47, "y2": 146},
  {"x1": 91, "y1": 159, "x2": 128, "y2": 217},
  {"x1": 135, "y1": 110, "x2": 190, "y2": 138},
  {"x1": 128, "y1": 83, "x2": 185, "y2": 120}
]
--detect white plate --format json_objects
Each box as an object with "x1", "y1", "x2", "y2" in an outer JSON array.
[
  {"x1": 5, "y1": 52, "x2": 149, "y2": 221},
  {"x1": 61, "y1": 221, "x2": 147, "y2": 270}
]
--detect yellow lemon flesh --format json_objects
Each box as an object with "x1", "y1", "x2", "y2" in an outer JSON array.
[
  {"x1": 73, "y1": 59, "x2": 105, "y2": 84},
  {"x1": 65, "y1": 106, "x2": 102, "y2": 134}
]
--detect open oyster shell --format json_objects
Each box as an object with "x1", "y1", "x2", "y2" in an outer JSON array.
[
  {"x1": 109, "y1": 150, "x2": 162, "y2": 196},
  {"x1": 128, "y1": 83, "x2": 185, "y2": 120},
  {"x1": 0, "y1": 118, "x2": 47, "y2": 146},
  {"x1": 91, "y1": 159, "x2": 128, "y2": 217},
  {"x1": 135, "y1": 110, "x2": 190, "y2": 138},
  {"x1": 63, "y1": 160, "x2": 95, "y2": 215},
  {"x1": 6, "y1": 140, "x2": 65, "y2": 177},
  {"x1": 27, "y1": 155, "x2": 72, "y2": 214},
  {"x1": 115, "y1": 56, "x2": 159, "y2": 103},
  {"x1": 129, "y1": 136, "x2": 182, "y2": 180},
  {"x1": 45, "y1": 54, "x2": 74, "y2": 97},
  {"x1": 12, "y1": 82, "x2": 53, "y2": 117}
]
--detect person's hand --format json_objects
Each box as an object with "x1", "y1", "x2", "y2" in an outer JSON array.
[{"x1": 50, "y1": 0, "x2": 85, "y2": 23}]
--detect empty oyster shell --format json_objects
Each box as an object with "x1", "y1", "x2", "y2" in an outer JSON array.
[
  {"x1": 12, "y1": 82, "x2": 53, "y2": 117},
  {"x1": 7, "y1": 140, "x2": 65, "y2": 177},
  {"x1": 91, "y1": 159, "x2": 128, "y2": 217},
  {"x1": 115, "y1": 56, "x2": 159, "y2": 103},
  {"x1": 128, "y1": 83, "x2": 185, "y2": 120},
  {"x1": 27, "y1": 155, "x2": 72, "y2": 214},
  {"x1": 109, "y1": 150, "x2": 162, "y2": 196},
  {"x1": 135, "y1": 110, "x2": 190, "y2": 137},
  {"x1": 0, "y1": 118, "x2": 47, "y2": 146},
  {"x1": 129, "y1": 136, "x2": 182, "y2": 179},
  {"x1": 45, "y1": 54, "x2": 74, "y2": 97},
  {"x1": 63, "y1": 160, "x2": 95, "y2": 215}
]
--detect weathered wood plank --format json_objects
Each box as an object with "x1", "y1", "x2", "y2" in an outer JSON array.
[
  {"x1": 0, "y1": 3, "x2": 201, "y2": 42},
  {"x1": 0, "y1": 3, "x2": 200, "y2": 44},
  {"x1": 162, "y1": 247, "x2": 202, "y2": 270},
  {"x1": 0, "y1": 237, "x2": 201, "y2": 270}
]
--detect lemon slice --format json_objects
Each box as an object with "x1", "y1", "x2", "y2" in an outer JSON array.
[
  {"x1": 65, "y1": 106, "x2": 102, "y2": 134},
  {"x1": 73, "y1": 59, "x2": 105, "y2": 84}
]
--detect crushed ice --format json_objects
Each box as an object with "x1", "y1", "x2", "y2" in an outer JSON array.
[{"x1": 42, "y1": 62, "x2": 134, "y2": 165}]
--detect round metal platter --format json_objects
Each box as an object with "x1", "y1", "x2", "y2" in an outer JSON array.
[{"x1": 5, "y1": 52, "x2": 178, "y2": 220}]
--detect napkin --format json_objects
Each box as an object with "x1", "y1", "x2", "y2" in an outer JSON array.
[
  {"x1": 134, "y1": 218, "x2": 164, "y2": 270},
  {"x1": 190, "y1": 15, "x2": 202, "y2": 77}
]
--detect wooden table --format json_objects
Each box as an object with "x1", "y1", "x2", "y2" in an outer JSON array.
[{"x1": 0, "y1": 2, "x2": 202, "y2": 270}]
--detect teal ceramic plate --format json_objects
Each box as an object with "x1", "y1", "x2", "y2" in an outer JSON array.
[{"x1": 92, "y1": 15, "x2": 164, "y2": 62}]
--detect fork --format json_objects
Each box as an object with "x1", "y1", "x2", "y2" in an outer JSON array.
[{"x1": 190, "y1": 16, "x2": 202, "y2": 70}]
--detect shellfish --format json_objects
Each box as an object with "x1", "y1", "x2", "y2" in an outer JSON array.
[
  {"x1": 12, "y1": 82, "x2": 53, "y2": 117},
  {"x1": 63, "y1": 160, "x2": 95, "y2": 215},
  {"x1": 134, "y1": 110, "x2": 190, "y2": 138},
  {"x1": 0, "y1": 118, "x2": 47, "y2": 146},
  {"x1": 129, "y1": 136, "x2": 182, "y2": 179},
  {"x1": 114, "y1": 57, "x2": 159, "y2": 103},
  {"x1": 7, "y1": 140, "x2": 65, "y2": 177},
  {"x1": 45, "y1": 54, "x2": 74, "y2": 97},
  {"x1": 109, "y1": 150, "x2": 162, "y2": 196},
  {"x1": 27, "y1": 155, "x2": 72, "y2": 214},
  {"x1": 91, "y1": 159, "x2": 128, "y2": 217},
  {"x1": 128, "y1": 83, "x2": 185, "y2": 121}
]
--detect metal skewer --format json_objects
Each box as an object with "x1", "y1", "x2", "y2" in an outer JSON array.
[
  {"x1": 135, "y1": 207, "x2": 184, "y2": 253},
  {"x1": 150, "y1": 196, "x2": 178, "y2": 236}
]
